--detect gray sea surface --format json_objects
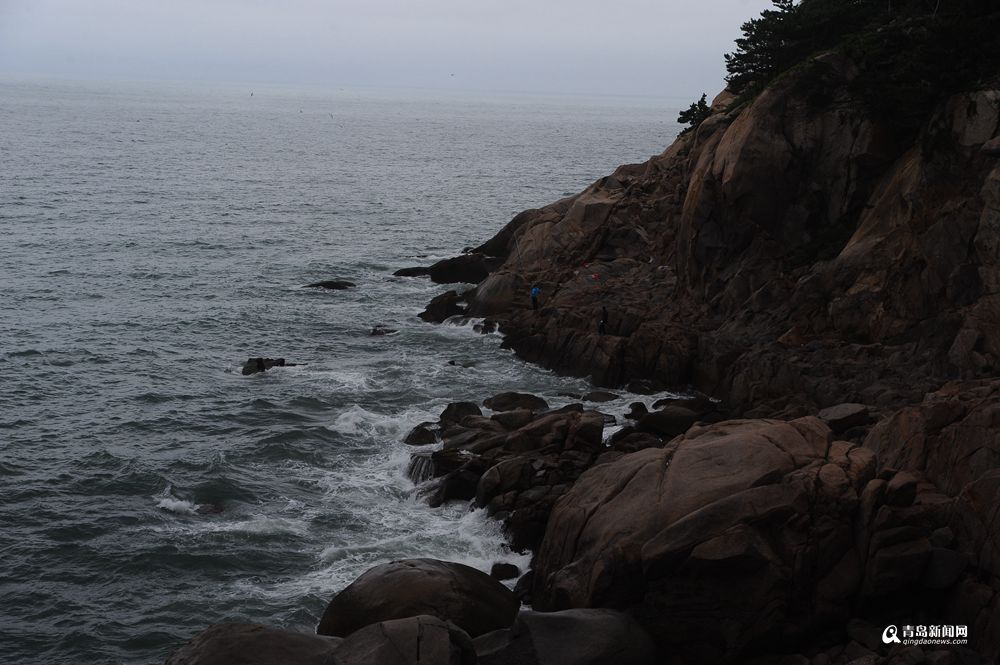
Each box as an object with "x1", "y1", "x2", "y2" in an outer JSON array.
[{"x1": 0, "y1": 78, "x2": 681, "y2": 664}]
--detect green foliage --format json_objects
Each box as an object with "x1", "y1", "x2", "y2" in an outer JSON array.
[
  {"x1": 722, "y1": 0, "x2": 1000, "y2": 138},
  {"x1": 677, "y1": 94, "x2": 711, "y2": 132},
  {"x1": 724, "y1": 0, "x2": 883, "y2": 95}
]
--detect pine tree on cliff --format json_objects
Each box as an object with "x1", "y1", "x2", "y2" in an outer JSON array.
[
  {"x1": 677, "y1": 94, "x2": 711, "y2": 132},
  {"x1": 722, "y1": 0, "x2": 1000, "y2": 121}
]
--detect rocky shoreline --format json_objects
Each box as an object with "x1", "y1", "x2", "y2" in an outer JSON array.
[{"x1": 167, "y1": 46, "x2": 999, "y2": 665}]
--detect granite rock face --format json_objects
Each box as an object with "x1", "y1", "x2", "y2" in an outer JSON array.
[
  {"x1": 531, "y1": 416, "x2": 876, "y2": 662},
  {"x1": 426, "y1": 56, "x2": 1000, "y2": 419},
  {"x1": 316, "y1": 558, "x2": 518, "y2": 639}
]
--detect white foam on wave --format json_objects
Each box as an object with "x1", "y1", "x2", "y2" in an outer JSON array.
[
  {"x1": 302, "y1": 367, "x2": 373, "y2": 391},
  {"x1": 330, "y1": 404, "x2": 412, "y2": 440},
  {"x1": 156, "y1": 496, "x2": 200, "y2": 515},
  {"x1": 154, "y1": 486, "x2": 202, "y2": 515},
  {"x1": 213, "y1": 515, "x2": 310, "y2": 537},
  {"x1": 237, "y1": 436, "x2": 530, "y2": 603}
]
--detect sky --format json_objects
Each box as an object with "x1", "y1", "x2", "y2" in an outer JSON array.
[{"x1": 0, "y1": 0, "x2": 774, "y2": 97}]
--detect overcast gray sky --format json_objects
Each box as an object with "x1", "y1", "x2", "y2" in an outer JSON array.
[{"x1": 0, "y1": 0, "x2": 773, "y2": 96}]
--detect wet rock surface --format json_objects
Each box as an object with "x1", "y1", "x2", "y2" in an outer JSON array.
[
  {"x1": 241, "y1": 357, "x2": 297, "y2": 375},
  {"x1": 305, "y1": 279, "x2": 355, "y2": 290},
  {"x1": 316, "y1": 558, "x2": 518, "y2": 639}
]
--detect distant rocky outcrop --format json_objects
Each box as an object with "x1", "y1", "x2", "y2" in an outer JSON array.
[
  {"x1": 241, "y1": 357, "x2": 298, "y2": 375},
  {"x1": 305, "y1": 279, "x2": 355, "y2": 290}
]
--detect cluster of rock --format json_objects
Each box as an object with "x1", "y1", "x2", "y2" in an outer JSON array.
[
  {"x1": 406, "y1": 392, "x2": 608, "y2": 553},
  {"x1": 179, "y1": 44, "x2": 1000, "y2": 665},
  {"x1": 168, "y1": 381, "x2": 998, "y2": 663},
  {"x1": 168, "y1": 559, "x2": 655, "y2": 665}
]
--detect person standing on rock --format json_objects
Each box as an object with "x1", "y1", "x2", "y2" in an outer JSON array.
[
  {"x1": 599, "y1": 306, "x2": 608, "y2": 335},
  {"x1": 530, "y1": 285, "x2": 540, "y2": 311}
]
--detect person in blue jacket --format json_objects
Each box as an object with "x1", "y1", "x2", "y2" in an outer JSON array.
[{"x1": 530, "y1": 285, "x2": 541, "y2": 310}]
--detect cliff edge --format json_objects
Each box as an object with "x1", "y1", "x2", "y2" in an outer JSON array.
[{"x1": 433, "y1": 53, "x2": 1000, "y2": 421}]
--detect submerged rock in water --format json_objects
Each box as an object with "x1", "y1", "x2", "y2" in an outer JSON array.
[
  {"x1": 241, "y1": 357, "x2": 296, "y2": 376},
  {"x1": 305, "y1": 279, "x2": 356, "y2": 290},
  {"x1": 370, "y1": 324, "x2": 398, "y2": 336}
]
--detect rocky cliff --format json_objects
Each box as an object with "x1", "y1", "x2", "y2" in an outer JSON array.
[
  {"x1": 168, "y1": 28, "x2": 1000, "y2": 665},
  {"x1": 430, "y1": 53, "x2": 1000, "y2": 421},
  {"x1": 403, "y1": 47, "x2": 1000, "y2": 664}
]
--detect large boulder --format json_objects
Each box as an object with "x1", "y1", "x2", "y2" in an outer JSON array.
[
  {"x1": 439, "y1": 402, "x2": 483, "y2": 426},
  {"x1": 166, "y1": 623, "x2": 341, "y2": 665},
  {"x1": 531, "y1": 417, "x2": 877, "y2": 662},
  {"x1": 636, "y1": 405, "x2": 700, "y2": 437},
  {"x1": 317, "y1": 559, "x2": 519, "y2": 639},
  {"x1": 474, "y1": 609, "x2": 658, "y2": 665},
  {"x1": 332, "y1": 615, "x2": 475, "y2": 665}
]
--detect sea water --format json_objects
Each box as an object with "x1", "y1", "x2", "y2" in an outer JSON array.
[{"x1": 0, "y1": 78, "x2": 681, "y2": 664}]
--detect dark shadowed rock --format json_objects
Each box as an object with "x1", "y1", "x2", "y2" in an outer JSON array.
[
  {"x1": 425, "y1": 469, "x2": 481, "y2": 507},
  {"x1": 483, "y1": 392, "x2": 549, "y2": 412},
  {"x1": 165, "y1": 623, "x2": 341, "y2": 665},
  {"x1": 513, "y1": 571, "x2": 534, "y2": 604},
  {"x1": 625, "y1": 402, "x2": 649, "y2": 420},
  {"x1": 419, "y1": 291, "x2": 466, "y2": 323},
  {"x1": 428, "y1": 253, "x2": 501, "y2": 285},
  {"x1": 394, "y1": 266, "x2": 431, "y2": 277},
  {"x1": 403, "y1": 424, "x2": 438, "y2": 446},
  {"x1": 474, "y1": 609, "x2": 658, "y2": 665},
  {"x1": 490, "y1": 409, "x2": 536, "y2": 430},
  {"x1": 490, "y1": 563, "x2": 520, "y2": 581},
  {"x1": 884, "y1": 470, "x2": 918, "y2": 507},
  {"x1": 440, "y1": 402, "x2": 483, "y2": 425},
  {"x1": 611, "y1": 429, "x2": 663, "y2": 454},
  {"x1": 317, "y1": 558, "x2": 518, "y2": 639},
  {"x1": 531, "y1": 417, "x2": 880, "y2": 662},
  {"x1": 818, "y1": 403, "x2": 873, "y2": 433},
  {"x1": 305, "y1": 280, "x2": 356, "y2": 290},
  {"x1": 332, "y1": 615, "x2": 476, "y2": 665},
  {"x1": 474, "y1": 320, "x2": 498, "y2": 334},
  {"x1": 636, "y1": 406, "x2": 699, "y2": 437}
]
